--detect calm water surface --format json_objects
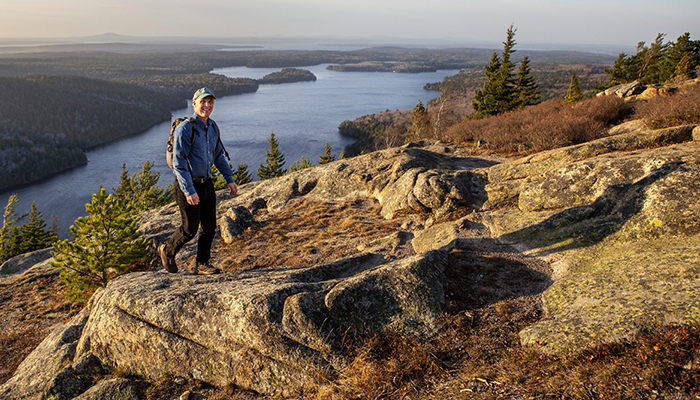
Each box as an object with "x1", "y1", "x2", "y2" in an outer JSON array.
[{"x1": 1, "y1": 64, "x2": 458, "y2": 237}]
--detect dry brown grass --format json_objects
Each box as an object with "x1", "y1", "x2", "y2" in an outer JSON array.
[
  {"x1": 309, "y1": 247, "x2": 700, "y2": 400},
  {"x1": 0, "y1": 271, "x2": 78, "y2": 385},
  {"x1": 315, "y1": 304, "x2": 700, "y2": 400},
  {"x1": 215, "y1": 196, "x2": 403, "y2": 272}
]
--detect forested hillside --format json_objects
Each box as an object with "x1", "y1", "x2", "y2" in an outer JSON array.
[{"x1": 0, "y1": 75, "x2": 181, "y2": 191}]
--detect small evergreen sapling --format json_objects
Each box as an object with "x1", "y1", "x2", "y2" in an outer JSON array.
[
  {"x1": 0, "y1": 195, "x2": 58, "y2": 263},
  {"x1": 114, "y1": 161, "x2": 172, "y2": 214},
  {"x1": 233, "y1": 163, "x2": 253, "y2": 185},
  {"x1": 406, "y1": 100, "x2": 431, "y2": 142},
  {"x1": 318, "y1": 143, "x2": 336, "y2": 164},
  {"x1": 564, "y1": 72, "x2": 584, "y2": 103},
  {"x1": 257, "y1": 132, "x2": 286, "y2": 180},
  {"x1": 51, "y1": 188, "x2": 152, "y2": 305},
  {"x1": 289, "y1": 156, "x2": 313, "y2": 172}
]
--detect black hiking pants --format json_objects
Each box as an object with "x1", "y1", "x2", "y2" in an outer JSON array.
[{"x1": 164, "y1": 178, "x2": 217, "y2": 265}]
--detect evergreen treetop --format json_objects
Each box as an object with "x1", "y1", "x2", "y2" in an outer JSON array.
[
  {"x1": 318, "y1": 143, "x2": 336, "y2": 165},
  {"x1": 406, "y1": 100, "x2": 431, "y2": 142},
  {"x1": 290, "y1": 156, "x2": 313, "y2": 172},
  {"x1": 113, "y1": 161, "x2": 172, "y2": 215},
  {"x1": 257, "y1": 132, "x2": 286, "y2": 180},
  {"x1": 472, "y1": 24, "x2": 538, "y2": 118},
  {"x1": 515, "y1": 56, "x2": 541, "y2": 107},
  {"x1": 564, "y1": 72, "x2": 584, "y2": 103},
  {"x1": 1, "y1": 195, "x2": 58, "y2": 264},
  {"x1": 233, "y1": 163, "x2": 253, "y2": 185},
  {"x1": 602, "y1": 32, "x2": 700, "y2": 87}
]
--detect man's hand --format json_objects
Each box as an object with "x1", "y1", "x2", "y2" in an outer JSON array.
[
  {"x1": 186, "y1": 193, "x2": 200, "y2": 205},
  {"x1": 228, "y1": 182, "x2": 238, "y2": 197}
]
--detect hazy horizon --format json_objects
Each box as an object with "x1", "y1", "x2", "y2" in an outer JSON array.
[{"x1": 0, "y1": 0, "x2": 697, "y2": 52}]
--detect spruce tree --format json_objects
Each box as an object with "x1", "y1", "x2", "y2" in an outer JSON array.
[
  {"x1": 15, "y1": 202, "x2": 58, "y2": 256},
  {"x1": 515, "y1": 56, "x2": 541, "y2": 107},
  {"x1": 1, "y1": 195, "x2": 25, "y2": 262},
  {"x1": 472, "y1": 52, "x2": 504, "y2": 117},
  {"x1": 233, "y1": 163, "x2": 253, "y2": 185},
  {"x1": 51, "y1": 188, "x2": 151, "y2": 305},
  {"x1": 406, "y1": 100, "x2": 431, "y2": 141},
  {"x1": 289, "y1": 156, "x2": 313, "y2": 172},
  {"x1": 634, "y1": 33, "x2": 669, "y2": 84},
  {"x1": 564, "y1": 72, "x2": 584, "y2": 103},
  {"x1": 659, "y1": 33, "x2": 700, "y2": 82},
  {"x1": 257, "y1": 132, "x2": 286, "y2": 180},
  {"x1": 472, "y1": 24, "x2": 522, "y2": 118},
  {"x1": 113, "y1": 161, "x2": 171, "y2": 214},
  {"x1": 601, "y1": 32, "x2": 700, "y2": 87},
  {"x1": 603, "y1": 52, "x2": 636, "y2": 87},
  {"x1": 1, "y1": 196, "x2": 57, "y2": 263},
  {"x1": 318, "y1": 143, "x2": 336, "y2": 164}
]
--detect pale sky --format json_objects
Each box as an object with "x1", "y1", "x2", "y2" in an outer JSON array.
[{"x1": 0, "y1": 0, "x2": 697, "y2": 49}]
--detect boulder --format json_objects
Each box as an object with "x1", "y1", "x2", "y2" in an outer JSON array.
[
  {"x1": 215, "y1": 146, "x2": 497, "y2": 220},
  {"x1": 481, "y1": 125, "x2": 700, "y2": 354},
  {"x1": 73, "y1": 378, "x2": 142, "y2": 400},
  {"x1": 599, "y1": 80, "x2": 645, "y2": 99},
  {"x1": 484, "y1": 124, "x2": 698, "y2": 211},
  {"x1": 0, "y1": 247, "x2": 53, "y2": 277},
  {"x1": 34, "y1": 251, "x2": 445, "y2": 398},
  {"x1": 0, "y1": 307, "x2": 91, "y2": 399}
]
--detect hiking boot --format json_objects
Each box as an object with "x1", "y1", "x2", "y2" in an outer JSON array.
[
  {"x1": 158, "y1": 243, "x2": 178, "y2": 273},
  {"x1": 194, "y1": 261, "x2": 221, "y2": 275}
]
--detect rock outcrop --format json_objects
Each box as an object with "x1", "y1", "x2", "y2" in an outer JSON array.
[
  {"x1": 481, "y1": 124, "x2": 700, "y2": 353},
  {"x1": 2, "y1": 121, "x2": 699, "y2": 398}
]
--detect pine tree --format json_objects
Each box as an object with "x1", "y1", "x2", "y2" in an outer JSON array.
[
  {"x1": 15, "y1": 202, "x2": 58, "y2": 255},
  {"x1": 257, "y1": 132, "x2": 286, "y2": 180},
  {"x1": 233, "y1": 163, "x2": 253, "y2": 185},
  {"x1": 564, "y1": 72, "x2": 584, "y2": 103},
  {"x1": 659, "y1": 33, "x2": 700, "y2": 82},
  {"x1": 634, "y1": 33, "x2": 669, "y2": 84},
  {"x1": 472, "y1": 25, "x2": 521, "y2": 118},
  {"x1": 602, "y1": 32, "x2": 700, "y2": 88},
  {"x1": 1, "y1": 195, "x2": 26, "y2": 262},
  {"x1": 406, "y1": 100, "x2": 431, "y2": 142},
  {"x1": 603, "y1": 52, "x2": 636, "y2": 87},
  {"x1": 51, "y1": 188, "x2": 151, "y2": 305},
  {"x1": 318, "y1": 143, "x2": 336, "y2": 164},
  {"x1": 289, "y1": 156, "x2": 313, "y2": 172},
  {"x1": 515, "y1": 56, "x2": 541, "y2": 107},
  {"x1": 113, "y1": 161, "x2": 171, "y2": 214},
  {"x1": 1, "y1": 196, "x2": 57, "y2": 263},
  {"x1": 211, "y1": 164, "x2": 227, "y2": 190}
]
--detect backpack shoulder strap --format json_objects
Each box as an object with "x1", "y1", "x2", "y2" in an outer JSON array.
[
  {"x1": 210, "y1": 120, "x2": 230, "y2": 162},
  {"x1": 185, "y1": 117, "x2": 197, "y2": 143}
]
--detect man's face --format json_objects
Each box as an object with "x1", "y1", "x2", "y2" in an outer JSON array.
[{"x1": 193, "y1": 96, "x2": 215, "y2": 120}]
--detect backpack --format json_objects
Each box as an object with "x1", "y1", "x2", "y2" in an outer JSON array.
[{"x1": 166, "y1": 117, "x2": 230, "y2": 169}]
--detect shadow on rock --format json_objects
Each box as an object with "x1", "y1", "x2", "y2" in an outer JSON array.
[{"x1": 502, "y1": 161, "x2": 682, "y2": 254}]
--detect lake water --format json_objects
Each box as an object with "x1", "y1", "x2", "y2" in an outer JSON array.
[{"x1": 1, "y1": 64, "x2": 458, "y2": 238}]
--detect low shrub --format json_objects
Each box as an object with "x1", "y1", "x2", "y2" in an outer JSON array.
[
  {"x1": 444, "y1": 95, "x2": 630, "y2": 155},
  {"x1": 634, "y1": 82, "x2": 700, "y2": 129}
]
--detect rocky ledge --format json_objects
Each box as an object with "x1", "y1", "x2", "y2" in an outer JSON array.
[{"x1": 1, "y1": 122, "x2": 699, "y2": 398}]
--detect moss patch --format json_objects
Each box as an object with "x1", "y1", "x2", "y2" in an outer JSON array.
[{"x1": 520, "y1": 235, "x2": 700, "y2": 354}]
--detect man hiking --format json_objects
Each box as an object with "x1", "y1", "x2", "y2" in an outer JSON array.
[{"x1": 158, "y1": 87, "x2": 238, "y2": 275}]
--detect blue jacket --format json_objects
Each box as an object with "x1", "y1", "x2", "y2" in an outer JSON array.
[{"x1": 172, "y1": 114, "x2": 234, "y2": 197}]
